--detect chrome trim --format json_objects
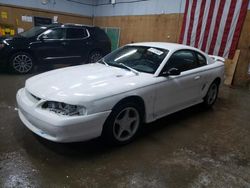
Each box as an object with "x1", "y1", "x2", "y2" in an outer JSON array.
[
  {"x1": 3, "y1": 40, "x2": 9, "y2": 45},
  {"x1": 44, "y1": 56, "x2": 81, "y2": 60},
  {"x1": 37, "y1": 27, "x2": 90, "y2": 41}
]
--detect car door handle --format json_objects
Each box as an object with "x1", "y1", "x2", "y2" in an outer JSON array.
[{"x1": 194, "y1": 76, "x2": 201, "y2": 80}]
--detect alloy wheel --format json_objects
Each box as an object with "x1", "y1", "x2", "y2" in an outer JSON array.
[
  {"x1": 12, "y1": 54, "x2": 33, "y2": 73},
  {"x1": 207, "y1": 83, "x2": 218, "y2": 105},
  {"x1": 113, "y1": 107, "x2": 140, "y2": 142},
  {"x1": 89, "y1": 52, "x2": 102, "y2": 63}
]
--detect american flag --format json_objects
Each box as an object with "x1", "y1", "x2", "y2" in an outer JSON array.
[{"x1": 179, "y1": 0, "x2": 249, "y2": 59}]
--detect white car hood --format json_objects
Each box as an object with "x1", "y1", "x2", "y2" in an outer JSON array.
[{"x1": 25, "y1": 63, "x2": 152, "y2": 104}]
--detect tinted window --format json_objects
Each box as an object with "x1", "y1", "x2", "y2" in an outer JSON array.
[
  {"x1": 196, "y1": 52, "x2": 207, "y2": 66},
  {"x1": 66, "y1": 28, "x2": 88, "y2": 39},
  {"x1": 164, "y1": 50, "x2": 197, "y2": 72},
  {"x1": 42, "y1": 28, "x2": 65, "y2": 39},
  {"x1": 19, "y1": 26, "x2": 47, "y2": 38}
]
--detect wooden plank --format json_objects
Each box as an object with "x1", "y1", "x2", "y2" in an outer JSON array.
[
  {"x1": 233, "y1": 11, "x2": 250, "y2": 86},
  {"x1": 224, "y1": 49, "x2": 240, "y2": 85},
  {"x1": 94, "y1": 14, "x2": 182, "y2": 46}
]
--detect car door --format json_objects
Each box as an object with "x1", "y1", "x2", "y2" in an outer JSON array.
[
  {"x1": 153, "y1": 50, "x2": 204, "y2": 118},
  {"x1": 31, "y1": 27, "x2": 69, "y2": 64},
  {"x1": 63, "y1": 27, "x2": 92, "y2": 64}
]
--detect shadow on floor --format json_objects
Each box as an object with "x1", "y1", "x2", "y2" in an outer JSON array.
[{"x1": 28, "y1": 103, "x2": 212, "y2": 159}]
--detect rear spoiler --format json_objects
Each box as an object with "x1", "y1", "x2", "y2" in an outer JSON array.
[{"x1": 208, "y1": 55, "x2": 225, "y2": 63}]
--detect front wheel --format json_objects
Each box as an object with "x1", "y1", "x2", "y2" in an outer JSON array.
[
  {"x1": 10, "y1": 52, "x2": 33, "y2": 74},
  {"x1": 88, "y1": 51, "x2": 103, "y2": 64},
  {"x1": 102, "y1": 102, "x2": 142, "y2": 145},
  {"x1": 203, "y1": 82, "x2": 219, "y2": 108}
]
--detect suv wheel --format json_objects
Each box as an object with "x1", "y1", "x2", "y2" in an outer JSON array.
[
  {"x1": 10, "y1": 52, "x2": 33, "y2": 74},
  {"x1": 88, "y1": 51, "x2": 102, "y2": 63}
]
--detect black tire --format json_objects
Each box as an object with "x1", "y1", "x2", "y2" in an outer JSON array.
[
  {"x1": 9, "y1": 52, "x2": 33, "y2": 74},
  {"x1": 203, "y1": 81, "x2": 219, "y2": 108},
  {"x1": 88, "y1": 51, "x2": 103, "y2": 64},
  {"x1": 102, "y1": 102, "x2": 143, "y2": 145}
]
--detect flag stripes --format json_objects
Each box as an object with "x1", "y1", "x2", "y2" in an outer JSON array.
[{"x1": 179, "y1": 0, "x2": 249, "y2": 59}]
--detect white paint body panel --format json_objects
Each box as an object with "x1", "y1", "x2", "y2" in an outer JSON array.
[{"x1": 16, "y1": 42, "x2": 224, "y2": 142}]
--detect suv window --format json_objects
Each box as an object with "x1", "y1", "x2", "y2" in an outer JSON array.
[
  {"x1": 66, "y1": 28, "x2": 88, "y2": 39},
  {"x1": 42, "y1": 28, "x2": 65, "y2": 39},
  {"x1": 20, "y1": 26, "x2": 47, "y2": 38},
  {"x1": 164, "y1": 50, "x2": 198, "y2": 73},
  {"x1": 196, "y1": 52, "x2": 207, "y2": 67}
]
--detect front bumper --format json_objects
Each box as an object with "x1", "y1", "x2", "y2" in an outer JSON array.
[
  {"x1": 16, "y1": 88, "x2": 111, "y2": 142},
  {"x1": 0, "y1": 50, "x2": 9, "y2": 68}
]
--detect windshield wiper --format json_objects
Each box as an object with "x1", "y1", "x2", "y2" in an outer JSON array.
[
  {"x1": 119, "y1": 63, "x2": 139, "y2": 75},
  {"x1": 98, "y1": 59, "x2": 109, "y2": 66}
]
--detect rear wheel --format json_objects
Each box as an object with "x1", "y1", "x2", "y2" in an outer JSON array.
[
  {"x1": 10, "y1": 52, "x2": 33, "y2": 74},
  {"x1": 203, "y1": 82, "x2": 219, "y2": 108},
  {"x1": 88, "y1": 51, "x2": 102, "y2": 63},
  {"x1": 102, "y1": 102, "x2": 142, "y2": 145}
]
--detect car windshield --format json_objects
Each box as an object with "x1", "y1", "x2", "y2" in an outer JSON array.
[
  {"x1": 102, "y1": 46, "x2": 169, "y2": 74},
  {"x1": 19, "y1": 26, "x2": 48, "y2": 38}
]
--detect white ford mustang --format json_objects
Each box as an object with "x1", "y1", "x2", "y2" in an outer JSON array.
[{"x1": 16, "y1": 42, "x2": 224, "y2": 144}]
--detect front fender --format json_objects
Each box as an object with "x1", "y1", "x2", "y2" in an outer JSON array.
[{"x1": 89, "y1": 86, "x2": 156, "y2": 123}]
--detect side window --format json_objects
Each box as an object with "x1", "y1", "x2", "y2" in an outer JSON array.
[
  {"x1": 196, "y1": 52, "x2": 207, "y2": 67},
  {"x1": 164, "y1": 50, "x2": 197, "y2": 72},
  {"x1": 66, "y1": 28, "x2": 88, "y2": 39},
  {"x1": 42, "y1": 28, "x2": 65, "y2": 39}
]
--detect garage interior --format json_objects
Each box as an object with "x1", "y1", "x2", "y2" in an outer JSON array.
[{"x1": 0, "y1": 0, "x2": 250, "y2": 187}]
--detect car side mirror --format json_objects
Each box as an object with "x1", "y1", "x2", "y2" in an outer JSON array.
[
  {"x1": 162, "y1": 68, "x2": 181, "y2": 76},
  {"x1": 168, "y1": 68, "x2": 181, "y2": 76}
]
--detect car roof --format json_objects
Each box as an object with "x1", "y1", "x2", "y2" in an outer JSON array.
[
  {"x1": 128, "y1": 42, "x2": 204, "y2": 53},
  {"x1": 41, "y1": 23, "x2": 96, "y2": 29},
  {"x1": 61, "y1": 24, "x2": 94, "y2": 29}
]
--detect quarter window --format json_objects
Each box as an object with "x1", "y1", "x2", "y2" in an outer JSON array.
[
  {"x1": 66, "y1": 28, "x2": 88, "y2": 39},
  {"x1": 196, "y1": 53, "x2": 207, "y2": 67},
  {"x1": 164, "y1": 50, "x2": 198, "y2": 73}
]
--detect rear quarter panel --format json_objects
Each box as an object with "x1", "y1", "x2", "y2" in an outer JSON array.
[{"x1": 200, "y1": 61, "x2": 224, "y2": 97}]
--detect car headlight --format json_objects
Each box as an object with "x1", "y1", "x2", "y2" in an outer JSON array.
[
  {"x1": 0, "y1": 40, "x2": 9, "y2": 49},
  {"x1": 42, "y1": 101, "x2": 86, "y2": 116}
]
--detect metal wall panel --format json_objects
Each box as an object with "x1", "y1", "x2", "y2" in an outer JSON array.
[
  {"x1": 0, "y1": 0, "x2": 94, "y2": 17},
  {"x1": 94, "y1": 0, "x2": 185, "y2": 16}
]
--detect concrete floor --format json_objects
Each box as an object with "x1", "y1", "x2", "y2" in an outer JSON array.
[{"x1": 0, "y1": 68, "x2": 250, "y2": 188}]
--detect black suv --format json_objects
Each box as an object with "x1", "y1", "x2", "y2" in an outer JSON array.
[{"x1": 0, "y1": 24, "x2": 111, "y2": 74}]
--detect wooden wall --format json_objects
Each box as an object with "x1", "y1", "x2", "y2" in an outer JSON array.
[
  {"x1": 94, "y1": 14, "x2": 183, "y2": 46},
  {"x1": 0, "y1": 3, "x2": 249, "y2": 86},
  {"x1": 94, "y1": 12, "x2": 250, "y2": 86},
  {"x1": 0, "y1": 4, "x2": 93, "y2": 31},
  {"x1": 233, "y1": 10, "x2": 250, "y2": 86}
]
